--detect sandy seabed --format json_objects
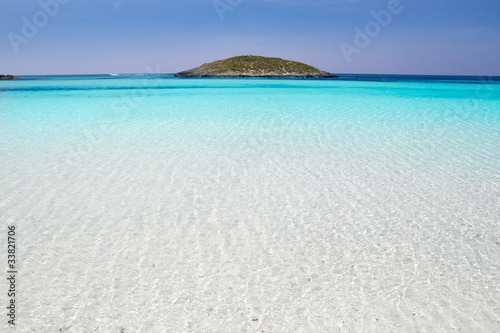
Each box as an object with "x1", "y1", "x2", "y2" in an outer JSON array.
[{"x1": 1, "y1": 80, "x2": 499, "y2": 332}]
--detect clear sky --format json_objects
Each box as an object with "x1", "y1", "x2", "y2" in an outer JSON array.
[{"x1": 1, "y1": 0, "x2": 499, "y2": 75}]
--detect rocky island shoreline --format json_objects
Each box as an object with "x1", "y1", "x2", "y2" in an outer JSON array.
[
  {"x1": 0, "y1": 75, "x2": 19, "y2": 80},
  {"x1": 175, "y1": 55, "x2": 338, "y2": 78}
]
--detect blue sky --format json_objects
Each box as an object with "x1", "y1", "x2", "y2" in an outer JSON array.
[{"x1": 1, "y1": 0, "x2": 499, "y2": 75}]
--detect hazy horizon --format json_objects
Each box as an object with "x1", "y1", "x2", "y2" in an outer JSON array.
[
  {"x1": 1, "y1": 0, "x2": 500, "y2": 76},
  {"x1": 11, "y1": 70, "x2": 500, "y2": 78}
]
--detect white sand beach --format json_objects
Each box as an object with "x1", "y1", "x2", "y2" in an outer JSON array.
[{"x1": 1, "y1": 78, "x2": 499, "y2": 332}]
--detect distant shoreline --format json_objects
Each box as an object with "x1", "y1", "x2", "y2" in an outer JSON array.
[
  {"x1": 174, "y1": 55, "x2": 339, "y2": 78},
  {"x1": 0, "y1": 75, "x2": 19, "y2": 80}
]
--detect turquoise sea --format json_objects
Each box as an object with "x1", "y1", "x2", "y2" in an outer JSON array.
[{"x1": 1, "y1": 74, "x2": 499, "y2": 332}]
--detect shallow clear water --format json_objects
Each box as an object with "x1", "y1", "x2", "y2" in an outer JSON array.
[{"x1": 1, "y1": 75, "x2": 499, "y2": 332}]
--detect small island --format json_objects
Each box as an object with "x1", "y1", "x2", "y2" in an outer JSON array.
[
  {"x1": 174, "y1": 55, "x2": 338, "y2": 78},
  {"x1": 0, "y1": 75, "x2": 19, "y2": 80}
]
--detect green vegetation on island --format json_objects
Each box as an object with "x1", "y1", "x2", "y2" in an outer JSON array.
[
  {"x1": 174, "y1": 55, "x2": 338, "y2": 78},
  {"x1": 0, "y1": 75, "x2": 19, "y2": 80}
]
